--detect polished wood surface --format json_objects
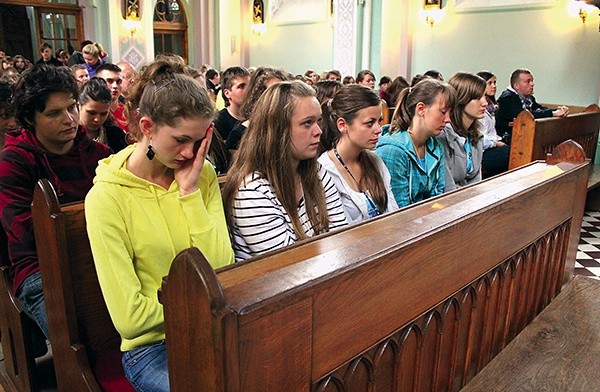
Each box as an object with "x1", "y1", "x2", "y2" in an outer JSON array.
[
  {"x1": 31, "y1": 180, "x2": 133, "y2": 392},
  {"x1": 509, "y1": 110, "x2": 600, "y2": 170},
  {"x1": 0, "y1": 225, "x2": 47, "y2": 391},
  {"x1": 539, "y1": 103, "x2": 600, "y2": 114},
  {"x1": 162, "y1": 142, "x2": 589, "y2": 391},
  {"x1": 461, "y1": 276, "x2": 600, "y2": 392},
  {"x1": 0, "y1": 265, "x2": 39, "y2": 391}
]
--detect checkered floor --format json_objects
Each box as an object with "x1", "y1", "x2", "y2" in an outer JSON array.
[{"x1": 575, "y1": 210, "x2": 600, "y2": 279}]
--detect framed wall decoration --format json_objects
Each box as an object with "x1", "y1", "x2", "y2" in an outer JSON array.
[
  {"x1": 424, "y1": 0, "x2": 442, "y2": 9},
  {"x1": 454, "y1": 0, "x2": 558, "y2": 11},
  {"x1": 269, "y1": 0, "x2": 329, "y2": 25}
]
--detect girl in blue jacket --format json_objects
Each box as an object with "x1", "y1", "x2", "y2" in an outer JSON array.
[{"x1": 376, "y1": 79, "x2": 455, "y2": 207}]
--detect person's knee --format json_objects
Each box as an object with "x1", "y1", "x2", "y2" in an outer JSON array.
[{"x1": 16, "y1": 271, "x2": 50, "y2": 338}]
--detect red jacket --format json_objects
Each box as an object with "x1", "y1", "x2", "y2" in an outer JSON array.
[{"x1": 0, "y1": 127, "x2": 110, "y2": 292}]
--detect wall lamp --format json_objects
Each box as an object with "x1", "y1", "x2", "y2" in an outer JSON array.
[
  {"x1": 573, "y1": 0, "x2": 599, "y2": 26},
  {"x1": 123, "y1": 0, "x2": 141, "y2": 36},
  {"x1": 251, "y1": 0, "x2": 266, "y2": 35},
  {"x1": 422, "y1": 0, "x2": 443, "y2": 28}
]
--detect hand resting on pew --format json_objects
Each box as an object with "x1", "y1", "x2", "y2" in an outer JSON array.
[{"x1": 552, "y1": 105, "x2": 569, "y2": 118}]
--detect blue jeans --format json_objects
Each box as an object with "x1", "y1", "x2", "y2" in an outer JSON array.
[
  {"x1": 122, "y1": 340, "x2": 169, "y2": 392},
  {"x1": 16, "y1": 270, "x2": 50, "y2": 339}
]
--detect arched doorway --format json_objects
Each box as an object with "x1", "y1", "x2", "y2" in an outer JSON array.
[{"x1": 153, "y1": 0, "x2": 188, "y2": 62}]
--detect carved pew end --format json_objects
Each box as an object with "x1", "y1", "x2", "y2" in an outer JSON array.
[{"x1": 546, "y1": 139, "x2": 587, "y2": 165}]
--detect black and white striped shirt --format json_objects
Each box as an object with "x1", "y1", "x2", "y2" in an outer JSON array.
[{"x1": 231, "y1": 165, "x2": 348, "y2": 261}]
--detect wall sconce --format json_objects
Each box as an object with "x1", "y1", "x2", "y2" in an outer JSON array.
[
  {"x1": 425, "y1": 15, "x2": 435, "y2": 27},
  {"x1": 122, "y1": 0, "x2": 141, "y2": 36},
  {"x1": 569, "y1": 0, "x2": 599, "y2": 28},
  {"x1": 422, "y1": 0, "x2": 443, "y2": 28},
  {"x1": 421, "y1": 10, "x2": 444, "y2": 28},
  {"x1": 579, "y1": 6, "x2": 588, "y2": 23},
  {"x1": 251, "y1": 0, "x2": 266, "y2": 35}
]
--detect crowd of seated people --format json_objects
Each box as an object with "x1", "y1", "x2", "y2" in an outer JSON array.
[{"x1": 0, "y1": 44, "x2": 577, "y2": 391}]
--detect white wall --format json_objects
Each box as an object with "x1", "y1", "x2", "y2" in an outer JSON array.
[
  {"x1": 217, "y1": 0, "x2": 243, "y2": 69},
  {"x1": 247, "y1": 21, "x2": 333, "y2": 74},
  {"x1": 410, "y1": 0, "x2": 600, "y2": 106}
]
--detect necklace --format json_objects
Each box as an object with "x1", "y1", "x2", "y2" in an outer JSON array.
[
  {"x1": 408, "y1": 130, "x2": 425, "y2": 158},
  {"x1": 333, "y1": 147, "x2": 380, "y2": 216}
]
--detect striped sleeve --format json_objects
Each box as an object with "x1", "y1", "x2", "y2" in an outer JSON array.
[{"x1": 231, "y1": 181, "x2": 298, "y2": 261}]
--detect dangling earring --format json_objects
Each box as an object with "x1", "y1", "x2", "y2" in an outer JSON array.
[{"x1": 146, "y1": 144, "x2": 155, "y2": 160}]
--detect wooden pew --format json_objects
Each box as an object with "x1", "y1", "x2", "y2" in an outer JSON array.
[
  {"x1": 160, "y1": 141, "x2": 589, "y2": 391},
  {"x1": 381, "y1": 100, "x2": 391, "y2": 125},
  {"x1": 461, "y1": 275, "x2": 600, "y2": 391},
  {"x1": 508, "y1": 108, "x2": 600, "y2": 210},
  {"x1": 31, "y1": 179, "x2": 135, "y2": 392},
  {"x1": 0, "y1": 227, "x2": 48, "y2": 392},
  {"x1": 540, "y1": 102, "x2": 600, "y2": 114},
  {"x1": 508, "y1": 108, "x2": 600, "y2": 172}
]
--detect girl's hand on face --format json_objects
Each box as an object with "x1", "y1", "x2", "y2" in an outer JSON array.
[{"x1": 175, "y1": 124, "x2": 214, "y2": 196}]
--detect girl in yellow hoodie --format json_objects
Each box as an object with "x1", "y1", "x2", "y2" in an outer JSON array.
[{"x1": 85, "y1": 59, "x2": 234, "y2": 392}]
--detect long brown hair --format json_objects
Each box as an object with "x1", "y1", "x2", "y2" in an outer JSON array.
[
  {"x1": 390, "y1": 78, "x2": 455, "y2": 132},
  {"x1": 447, "y1": 72, "x2": 485, "y2": 141},
  {"x1": 321, "y1": 84, "x2": 388, "y2": 213},
  {"x1": 223, "y1": 81, "x2": 329, "y2": 239},
  {"x1": 239, "y1": 67, "x2": 289, "y2": 120}
]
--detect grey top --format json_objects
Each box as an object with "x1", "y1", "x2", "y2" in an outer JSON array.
[{"x1": 437, "y1": 123, "x2": 483, "y2": 191}]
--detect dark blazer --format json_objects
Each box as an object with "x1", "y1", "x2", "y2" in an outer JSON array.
[{"x1": 496, "y1": 89, "x2": 553, "y2": 139}]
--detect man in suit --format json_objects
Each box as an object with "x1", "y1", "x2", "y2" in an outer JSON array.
[{"x1": 496, "y1": 68, "x2": 569, "y2": 143}]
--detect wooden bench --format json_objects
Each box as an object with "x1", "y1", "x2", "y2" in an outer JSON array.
[
  {"x1": 508, "y1": 108, "x2": 600, "y2": 211},
  {"x1": 31, "y1": 179, "x2": 134, "y2": 392},
  {"x1": 160, "y1": 141, "x2": 590, "y2": 391},
  {"x1": 0, "y1": 226, "x2": 49, "y2": 392},
  {"x1": 461, "y1": 275, "x2": 600, "y2": 391},
  {"x1": 509, "y1": 107, "x2": 600, "y2": 172},
  {"x1": 540, "y1": 102, "x2": 600, "y2": 114}
]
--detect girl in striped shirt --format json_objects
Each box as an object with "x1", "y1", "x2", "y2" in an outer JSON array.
[{"x1": 222, "y1": 81, "x2": 348, "y2": 261}]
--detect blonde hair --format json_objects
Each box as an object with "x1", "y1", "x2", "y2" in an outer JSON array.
[
  {"x1": 223, "y1": 81, "x2": 330, "y2": 239},
  {"x1": 82, "y1": 43, "x2": 103, "y2": 58}
]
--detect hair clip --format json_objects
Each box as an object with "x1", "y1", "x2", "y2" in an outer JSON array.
[
  {"x1": 152, "y1": 78, "x2": 176, "y2": 94},
  {"x1": 327, "y1": 98, "x2": 333, "y2": 108}
]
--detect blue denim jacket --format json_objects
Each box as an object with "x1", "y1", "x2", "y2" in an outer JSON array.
[{"x1": 376, "y1": 126, "x2": 445, "y2": 207}]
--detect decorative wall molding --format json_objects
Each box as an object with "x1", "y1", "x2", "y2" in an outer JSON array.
[{"x1": 333, "y1": 0, "x2": 356, "y2": 77}]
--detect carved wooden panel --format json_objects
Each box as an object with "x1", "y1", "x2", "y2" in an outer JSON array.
[
  {"x1": 542, "y1": 133, "x2": 596, "y2": 158},
  {"x1": 312, "y1": 220, "x2": 570, "y2": 392}
]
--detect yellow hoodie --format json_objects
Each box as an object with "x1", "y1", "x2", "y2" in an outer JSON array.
[{"x1": 85, "y1": 145, "x2": 234, "y2": 351}]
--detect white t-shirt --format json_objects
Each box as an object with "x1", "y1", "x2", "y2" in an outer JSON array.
[{"x1": 318, "y1": 151, "x2": 399, "y2": 225}]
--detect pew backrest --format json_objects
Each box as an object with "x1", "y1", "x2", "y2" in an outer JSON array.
[
  {"x1": 161, "y1": 141, "x2": 590, "y2": 391},
  {"x1": 540, "y1": 103, "x2": 600, "y2": 114},
  {"x1": 0, "y1": 218, "x2": 44, "y2": 392},
  {"x1": 509, "y1": 109, "x2": 600, "y2": 170},
  {"x1": 31, "y1": 179, "x2": 134, "y2": 392}
]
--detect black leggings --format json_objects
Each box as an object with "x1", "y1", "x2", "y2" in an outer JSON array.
[{"x1": 482, "y1": 145, "x2": 510, "y2": 179}]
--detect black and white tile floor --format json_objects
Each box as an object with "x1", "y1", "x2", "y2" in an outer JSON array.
[{"x1": 574, "y1": 210, "x2": 600, "y2": 279}]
